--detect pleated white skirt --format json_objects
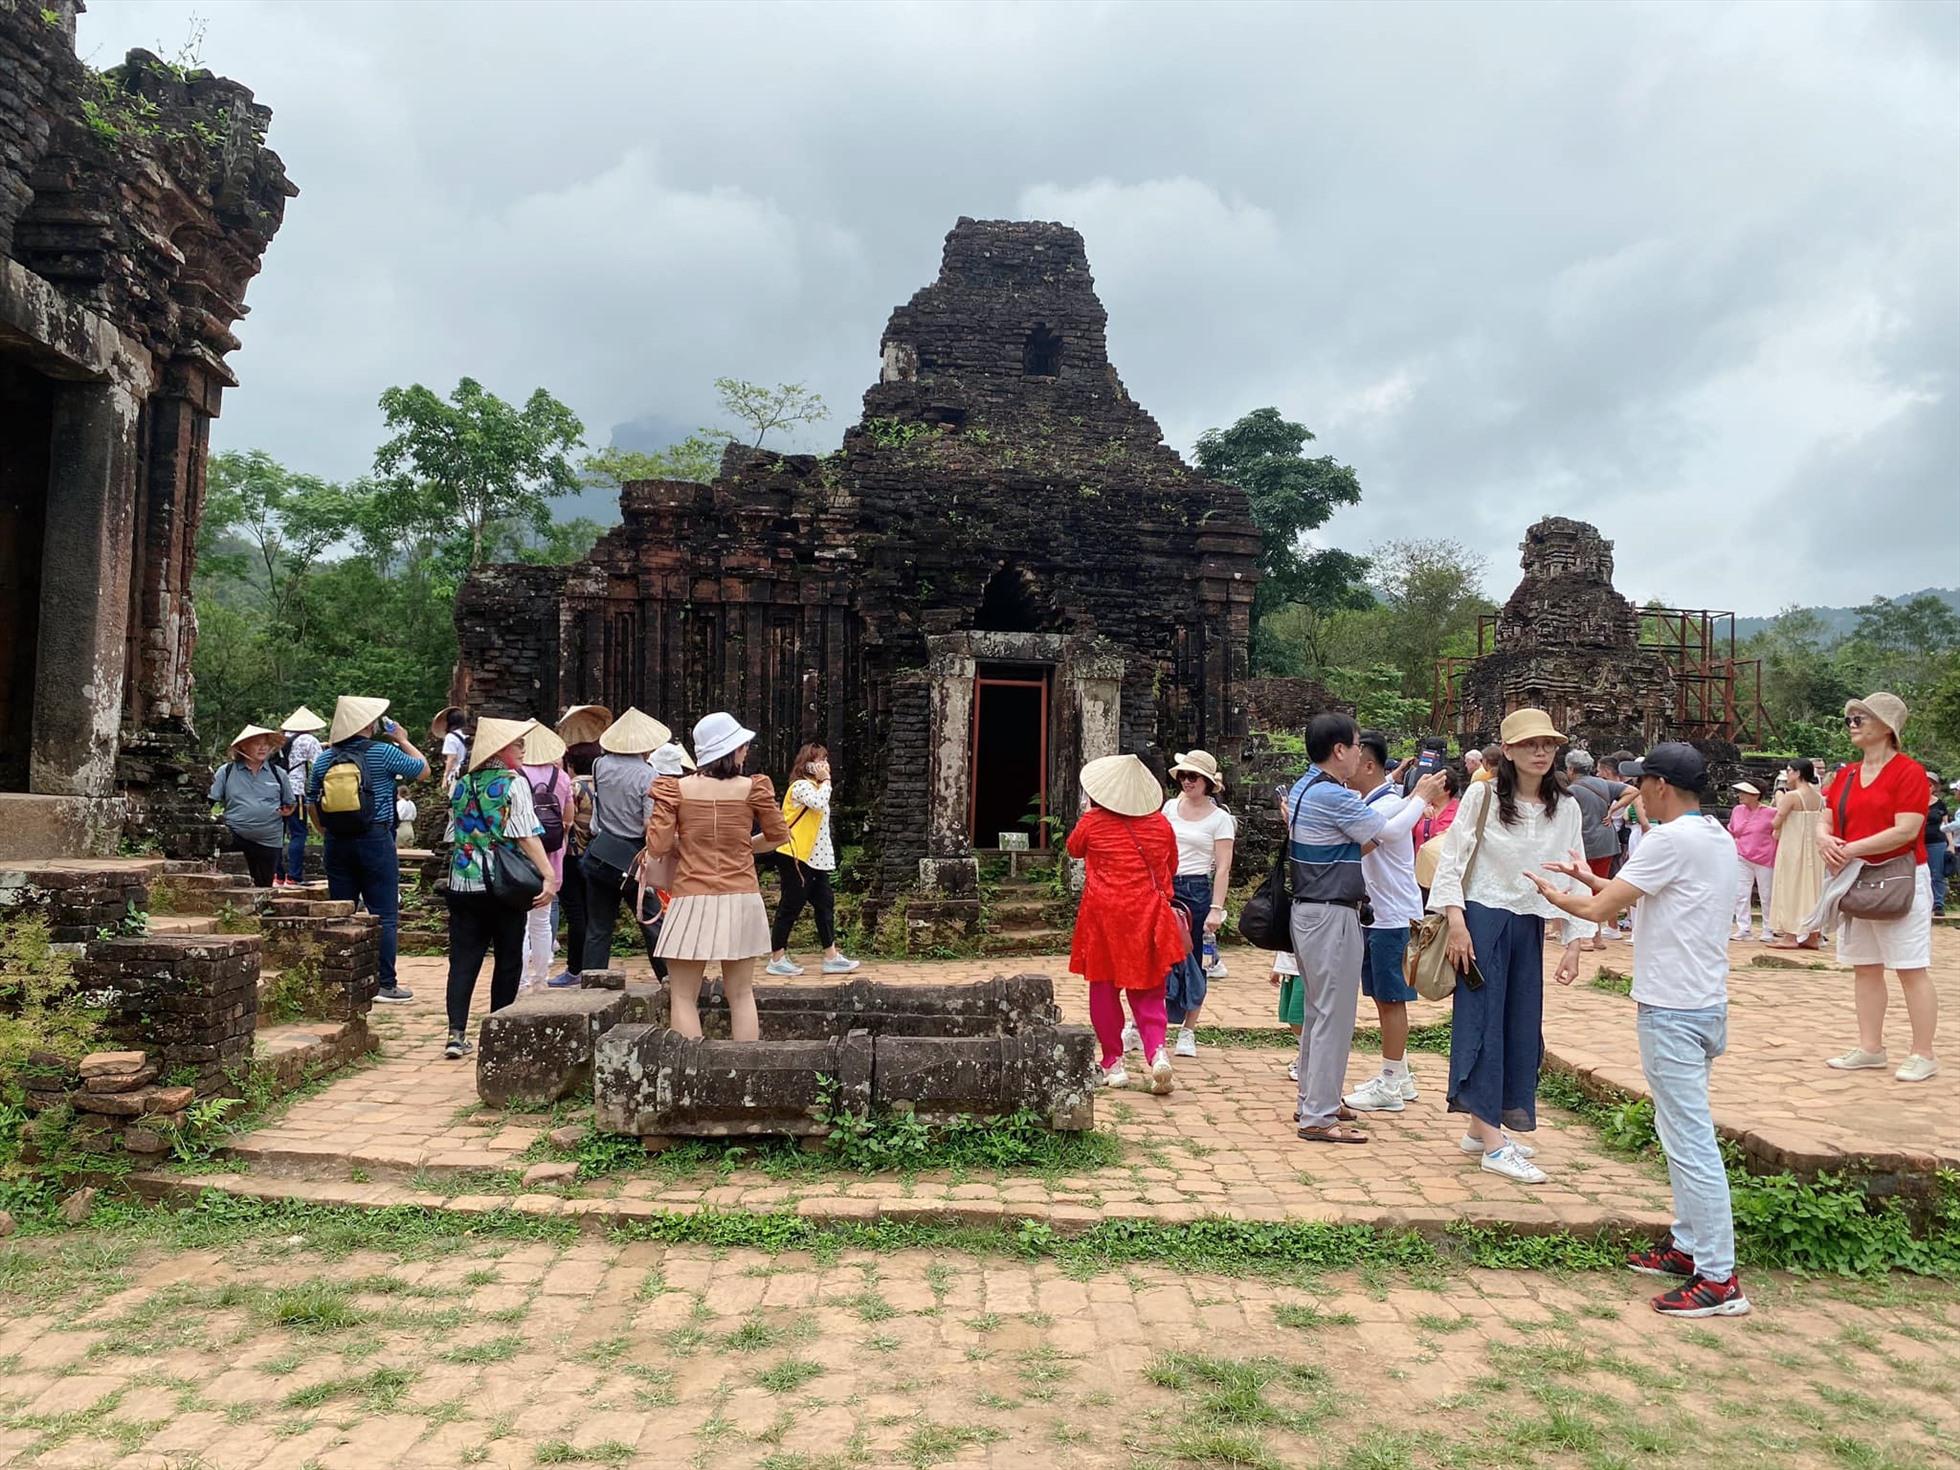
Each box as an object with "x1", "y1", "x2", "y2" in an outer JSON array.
[{"x1": 654, "y1": 891, "x2": 773, "y2": 961}]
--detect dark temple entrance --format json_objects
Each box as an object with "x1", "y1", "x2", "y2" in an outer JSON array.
[
  {"x1": 0, "y1": 356, "x2": 53, "y2": 792},
  {"x1": 968, "y1": 664, "x2": 1049, "y2": 848}
]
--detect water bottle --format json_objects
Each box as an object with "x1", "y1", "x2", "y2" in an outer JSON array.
[{"x1": 1201, "y1": 934, "x2": 1220, "y2": 972}]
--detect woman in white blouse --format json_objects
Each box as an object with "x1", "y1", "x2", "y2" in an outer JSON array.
[
  {"x1": 1427, "y1": 709, "x2": 1593, "y2": 1184},
  {"x1": 1154, "y1": 750, "x2": 1237, "y2": 1059}
]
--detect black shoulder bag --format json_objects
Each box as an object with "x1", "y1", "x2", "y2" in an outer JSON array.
[
  {"x1": 467, "y1": 775, "x2": 546, "y2": 911},
  {"x1": 1237, "y1": 782, "x2": 1312, "y2": 952}
]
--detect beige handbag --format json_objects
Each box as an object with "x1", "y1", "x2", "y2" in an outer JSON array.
[{"x1": 1405, "y1": 790, "x2": 1492, "y2": 1002}]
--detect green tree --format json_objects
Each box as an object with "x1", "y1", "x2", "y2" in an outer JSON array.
[
  {"x1": 373, "y1": 378, "x2": 585, "y2": 566},
  {"x1": 1192, "y1": 408, "x2": 1370, "y2": 673},
  {"x1": 708, "y1": 377, "x2": 828, "y2": 449},
  {"x1": 1843, "y1": 594, "x2": 1960, "y2": 693},
  {"x1": 581, "y1": 437, "x2": 722, "y2": 489},
  {"x1": 1364, "y1": 538, "x2": 1494, "y2": 697}
]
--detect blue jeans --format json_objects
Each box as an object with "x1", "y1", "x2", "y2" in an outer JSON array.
[
  {"x1": 1164, "y1": 874, "x2": 1212, "y2": 1023},
  {"x1": 323, "y1": 826, "x2": 401, "y2": 989},
  {"x1": 1929, "y1": 842, "x2": 1949, "y2": 914},
  {"x1": 1636, "y1": 1003, "x2": 1735, "y2": 1283},
  {"x1": 278, "y1": 809, "x2": 309, "y2": 883},
  {"x1": 1448, "y1": 903, "x2": 1544, "y2": 1132}
]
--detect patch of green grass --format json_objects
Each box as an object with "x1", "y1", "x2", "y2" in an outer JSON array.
[
  {"x1": 756, "y1": 1357, "x2": 825, "y2": 1394},
  {"x1": 533, "y1": 1439, "x2": 634, "y2": 1464},
  {"x1": 838, "y1": 1289, "x2": 896, "y2": 1322},
  {"x1": 903, "y1": 1420, "x2": 1004, "y2": 1467},
  {"x1": 281, "y1": 1365, "x2": 417, "y2": 1412},
  {"x1": 726, "y1": 1316, "x2": 787, "y2": 1352},
  {"x1": 1273, "y1": 1301, "x2": 1358, "y2": 1331},
  {"x1": 440, "y1": 1334, "x2": 525, "y2": 1365}
]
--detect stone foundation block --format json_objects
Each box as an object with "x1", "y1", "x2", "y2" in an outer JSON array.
[{"x1": 476, "y1": 988, "x2": 633, "y2": 1108}]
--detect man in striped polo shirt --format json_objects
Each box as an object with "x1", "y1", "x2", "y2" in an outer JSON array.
[
  {"x1": 1287, "y1": 712, "x2": 1387, "y2": 1145},
  {"x1": 308, "y1": 695, "x2": 430, "y2": 1004}
]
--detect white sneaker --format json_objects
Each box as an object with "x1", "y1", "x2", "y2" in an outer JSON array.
[
  {"x1": 1147, "y1": 1047, "x2": 1175, "y2": 1095},
  {"x1": 1459, "y1": 1134, "x2": 1536, "y2": 1159},
  {"x1": 1896, "y1": 1054, "x2": 1940, "y2": 1083},
  {"x1": 1287, "y1": 1060, "x2": 1299, "y2": 1082},
  {"x1": 1480, "y1": 1143, "x2": 1547, "y2": 1184},
  {"x1": 1173, "y1": 1027, "x2": 1198, "y2": 1059},
  {"x1": 1204, "y1": 959, "x2": 1228, "y2": 980},
  {"x1": 820, "y1": 955, "x2": 861, "y2": 974},
  {"x1": 1729, "y1": 931, "x2": 1751, "y2": 943},
  {"x1": 1393, "y1": 1070, "x2": 1419, "y2": 1102},
  {"x1": 1122, "y1": 1022, "x2": 1141, "y2": 1056},
  {"x1": 1826, "y1": 1047, "x2": 1889, "y2": 1071},
  {"x1": 1101, "y1": 1063, "x2": 1129, "y2": 1089},
  {"x1": 765, "y1": 957, "x2": 804, "y2": 977},
  {"x1": 1343, "y1": 1074, "x2": 1406, "y2": 1113}
]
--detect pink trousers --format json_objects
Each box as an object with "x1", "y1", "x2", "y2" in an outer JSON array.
[{"x1": 1088, "y1": 982, "x2": 1168, "y2": 1068}]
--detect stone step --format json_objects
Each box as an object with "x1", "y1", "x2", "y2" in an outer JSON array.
[
  {"x1": 147, "y1": 915, "x2": 220, "y2": 936},
  {"x1": 163, "y1": 886, "x2": 273, "y2": 917},
  {"x1": 164, "y1": 871, "x2": 255, "y2": 893},
  {"x1": 980, "y1": 929, "x2": 1070, "y2": 954}
]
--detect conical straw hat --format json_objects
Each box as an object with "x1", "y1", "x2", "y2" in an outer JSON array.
[
  {"x1": 280, "y1": 705, "x2": 326, "y2": 733},
  {"x1": 470, "y1": 717, "x2": 539, "y2": 772},
  {"x1": 228, "y1": 724, "x2": 278, "y2": 758},
  {"x1": 1080, "y1": 754, "x2": 1162, "y2": 818},
  {"x1": 328, "y1": 695, "x2": 390, "y2": 745},
  {"x1": 556, "y1": 704, "x2": 614, "y2": 746},
  {"x1": 600, "y1": 707, "x2": 672, "y2": 755},
  {"x1": 522, "y1": 724, "x2": 568, "y2": 766},
  {"x1": 429, "y1": 705, "x2": 467, "y2": 741}
]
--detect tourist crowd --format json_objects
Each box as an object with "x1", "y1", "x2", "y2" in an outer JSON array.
[{"x1": 212, "y1": 680, "x2": 1948, "y2": 1319}]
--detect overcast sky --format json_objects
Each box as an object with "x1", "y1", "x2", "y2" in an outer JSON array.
[{"x1": 82, "y1": 0, "x2": 1959, "y2": 614}]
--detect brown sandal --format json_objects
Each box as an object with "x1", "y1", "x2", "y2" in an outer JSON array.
[{"x1": 1298, "y1": 1124, "x2": 1368, "y2": 1145}]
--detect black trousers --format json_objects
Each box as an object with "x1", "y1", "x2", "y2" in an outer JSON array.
[
  {"x1": 770, "y1": 855, "x2": 836, "y2": 951},
  {"x1": 445, "y1": 889, "x2": 526, "y2": 1033},
  {"x1": 582, "y1": 853, "x2": 667, "y2": 979},
  {"x1": 560, "y1": 849, "x2": 591, "y2": 975},
  {"x1": 231, "y1": 830, "x2": 279, "y2": 889}
]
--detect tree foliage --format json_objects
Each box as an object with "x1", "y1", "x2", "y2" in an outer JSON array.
[
  {"x1": 581, "y1": 438, "x2": 722, "y2": 489},
  {"x1": 373, "y1": 378, "x2": 584, "y2": 566},
  {"x1": 708, "y1": 377, "x2": 829, "y2": 449}
]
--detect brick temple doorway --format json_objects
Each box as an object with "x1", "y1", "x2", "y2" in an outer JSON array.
[
  {"x1": 0, "y1": 355, "x2": 54, "y2": 793},
  {"x1": 968, "y1": 664, "x2": 1049, "y2": 849}
]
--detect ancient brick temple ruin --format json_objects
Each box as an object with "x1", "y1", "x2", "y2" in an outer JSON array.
[
  {"x1": 1437, "y1": 517, "x2": 1767, "y2": 760},
  {"x1": 0, "y1": 1, "x2": 293, "y2": 858},
  {"x1": 458, "y1": 218, "x2": 1261, "y2": 909}
]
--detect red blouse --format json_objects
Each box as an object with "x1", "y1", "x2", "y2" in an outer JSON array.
[
  {"x1": 1824, "y1": 754, "x2": 1928, "y2": 865},
  {"x1": 1066, "y1": 807, "x2": 1190, "y2": 989}
]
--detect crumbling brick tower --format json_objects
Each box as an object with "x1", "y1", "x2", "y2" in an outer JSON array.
[
  {"x1": 1453, "y1": 517, "x2": 1675, "y2": 753},
  {"x1": 457, "y1": 217, "x2": 1261, "y2": 907},
  {"x1": 0, "y1": 0, "x2": 293, "y2": 857}
]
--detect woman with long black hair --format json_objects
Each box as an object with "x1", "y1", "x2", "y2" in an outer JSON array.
[
  {"x1": 766, "y1": 743, "x2": 859, "y2": 976},
  {"x1": 1426, "y1": 709, "x2": 1593, "y2": 1183}
]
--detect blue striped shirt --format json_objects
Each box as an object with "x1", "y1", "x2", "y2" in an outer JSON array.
[
  {"x1": 1287, "y1": 765, "x2": 1386, "y2": 903},
  {"x1": 308, "y1": 740, "x2": 427, "y2": 831}
]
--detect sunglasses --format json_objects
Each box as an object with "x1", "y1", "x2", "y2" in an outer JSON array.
[
  {"x1": 1845, "y1": 714, "x2": 1867, "y2": 729},
  {"x1": 1177, "y1": 772, "x2": 1207, "y2": 783}
]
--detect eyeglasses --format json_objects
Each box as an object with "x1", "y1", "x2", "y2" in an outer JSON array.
[
  {"x1": 1177, "y1": 772, "x2": 1205, "y2": 782},
  {"x1": 1845, "y1": 715, "x2": 1867, "y2": 729}
]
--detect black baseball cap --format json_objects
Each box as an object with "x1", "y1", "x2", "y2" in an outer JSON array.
[{"x1": 1616, "y1": 742, "x2": 1707, "y2": 792}]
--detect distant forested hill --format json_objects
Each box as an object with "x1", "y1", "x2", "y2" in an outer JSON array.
[{"x1": 1735, "y1": 588, "x2": 1960, "y2": 641}]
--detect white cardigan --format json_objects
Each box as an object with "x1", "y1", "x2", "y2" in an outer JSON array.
[{"x1": 1426, "y1": 779, "x2": 1595, "y2": 944}]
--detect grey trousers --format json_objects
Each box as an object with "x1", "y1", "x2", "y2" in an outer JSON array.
[{"x1": 1291, "y1": 901, "x2": 1364, "y2": 1130}]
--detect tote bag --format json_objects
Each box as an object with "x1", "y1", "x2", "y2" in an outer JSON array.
[{"x1": 1405, "y1": 787, "x2": 1492, "y2": 1002}]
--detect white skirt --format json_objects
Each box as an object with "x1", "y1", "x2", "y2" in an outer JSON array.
[{"x1": 654, "y1": 891, "x2": 773, "y2": 962}]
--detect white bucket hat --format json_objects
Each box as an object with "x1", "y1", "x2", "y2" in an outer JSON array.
[
  {"x1": 470, "y1": 717, "x2": 539, "y2": 773},
  {"x1": 328, "y1": 695, "x2": 391, "y2": 745},
  {"x1": 280, "y1": 705, "x2": 326, "y2": 734},
  {"x1": 1080, "y1": 754, "x2": 1162, "y2": 818},
  {"x1": 600, "y1": 707, "x2": 672, "y2": 756},
  {"x1": 651, "y1": 742, "x2": 696, "y2": 777},
  {"x1": 693, "y1": 712, "x2": 757, "y2": 769},
  {"x1": 1845, "y1": 693, "x2": 1908, "y2": 741}
]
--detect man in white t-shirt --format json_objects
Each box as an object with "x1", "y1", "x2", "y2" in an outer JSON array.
[
  {"x1": 1528, "y1": 742, "x2": 1750, "y2": 1320},
  {"x1": 1343, "y1": 731, "x2": 1450, "y2": 1113}
]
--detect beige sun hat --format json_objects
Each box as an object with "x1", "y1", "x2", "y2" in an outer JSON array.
[
  {"x1": 280, "y1": 705, "x2": 326, "y2": 734},
  {"x1": 429, "y1": 705, "x2": 467, "y2": 741},
  {"x1": 469, "y1": 717, "x2": 540, "y2": 773},
  {"x1": 1845, "y1": 693, "x2": 1908, "y2": 741},
  {"x1": 556, "y1": 704, "x2": 614, "y2": 746},
  {"x1": 227, "y1": 724, "x2": 279, "y2": 758},
  {"x1": 1168, "y1": 749, "x2": 1225, "y2": 793},
  {"x1": 1080, "y1": 754, "x2": 1163, "y2": 818},
  {"x1": 600, "y1": 707, "x2": 672, "y2": 756},
  {"x1": 1732, "y1": 781, "x2": 1762, "y2": 796},
  {"x1": 328, "y1": 695, "x2": 391, "y2": 745},
  {"x1": 522, "y1": 724, "x2": 568, "y2": 766},
  {"x1": 1499, "y1": 708, "x2": 1565, "y2": 745}
]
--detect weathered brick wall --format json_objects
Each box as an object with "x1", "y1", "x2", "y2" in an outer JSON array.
[
  {"x1": 459, "y1": 219, "x2": 1261, "y2": 899},
  {"x1": 0, "y1": 859, "x2": 159, "y2": 944},
  {"x1": 75, "y1": 934, "x2": 259, "y2": 1096},
  {"x1": 263, "y1": 910, "x2": 379, "y2": 1022}
]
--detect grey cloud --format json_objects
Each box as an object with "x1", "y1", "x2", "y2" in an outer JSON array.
[{"x1": 80, "y1": 0, "x2": 1960, "y2": 612}]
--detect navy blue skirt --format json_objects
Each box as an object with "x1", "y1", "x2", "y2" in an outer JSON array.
[{"x1": 1447, "y1": 902, "x2": 1546, "y2": 1132}]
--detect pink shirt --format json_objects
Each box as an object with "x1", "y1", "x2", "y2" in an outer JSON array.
[
  {"x1": 1728, "y1": 802, "x2": 1777, "y2": 866},
  {"x1": 520, "y1": 763, "x2": 573, "y2": 881}
]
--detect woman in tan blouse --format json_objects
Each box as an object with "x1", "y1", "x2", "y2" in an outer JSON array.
[{"x1": 646, "y1": 711, "x2": 791, "y2": 1041}]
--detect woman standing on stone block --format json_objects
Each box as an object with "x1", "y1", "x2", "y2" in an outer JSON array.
[
  {"x1": 1068, "y1": 754, "x2": 1190, "y2": 1096},
  {"x1": 443, "y1": 718, "x2": 554, "y2": 1061},
  {"x1": 648, "y1": 712, "x2": 791, "y2": 1042}
]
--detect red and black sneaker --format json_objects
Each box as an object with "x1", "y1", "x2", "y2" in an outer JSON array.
[
  {"x1": 1626, "y1": 1243, "x2": 1695, "y2": 1279},
  {"x1": 1652, "y1": 1274, "x2": 1751, "y2": 1318}
]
